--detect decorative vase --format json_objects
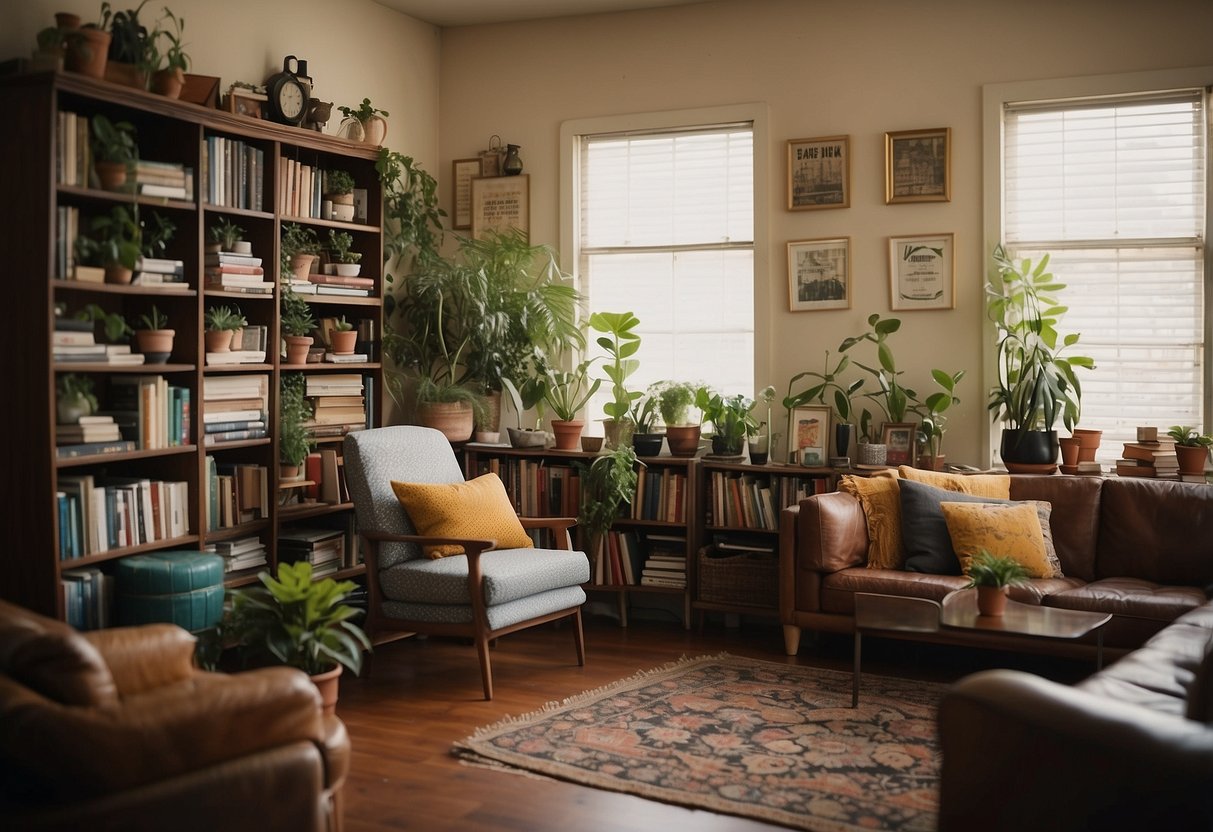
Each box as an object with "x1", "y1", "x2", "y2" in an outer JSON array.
[
  {"x1": 1072, "y1": 428, "x2": 1102, "y2": 463},
  {"x1": 748, "y1": 436, "x2": 769, "y2": 466},
  {"x1": 473, "y1": 430, "x2": 501, "y2": 444},
  {"x1": 284, "y1": 335, "x2": 313, "y2": 365},
  {"x1": 858, "y1": 442, "x2": 887, "y2": 466},
  {"x1": 502, "y1": 144, "x2": 523, "y2": 175},
  {"x1": 334, "y1": 263, "x2": 361, "y2": 277},
  {"x1": 64, "y1": 27, "x2": 110, "y2": 79},
  {"x1": 580, "y1": 435, "x2": 604, "y2": 453},
  {"x1": 550, "y1": 419, "x2": 584, "y2": 451},
  {"x1": 976, "y1": 585, "x2": 1008, "y2": 617},
  {"x1": 1176, "y1": 444, "x2": 1210, "y2": 476},
  {"x1": 329, "y1": 329, "x2": 358, "y2": 355},
  {"x1": 57, "y1": 394, "x2": 91, "y2": 425},
  {"x1": 418, "y1": 401, "x2": 474, "y2": 443},
  {"x1": 290, "y1": 253, "x2": 316, "y2": 282},
  {"x1": 309, "y1": 665, "x2": 342, "y2": 718},
  {"x1": 507, "y1": 427, "x2": 547, "y2": 449},
  {"x1": 835, "y1": 423, "x2": 855, "y2": 459},
  {"x1": 665, "y1": 425, "x2": 702, "y2": 457},
  {"x1": 205, "y1": 330, "x2": 234, "y2": 353},
  {"x1": 135, "y1": 328, "x2": 174, "y2": 364},
  {"x1": 232, "y1": 241, "x2": 253, "y2": 256},
  {"x1": 632, "y1": 432, "x2": 663, "y2": 457},
  {"x1": 362, "y1": 116, "x2": 388, "y2": 147}
]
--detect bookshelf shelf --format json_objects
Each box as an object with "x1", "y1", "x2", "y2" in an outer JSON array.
[{"x1": 5, "y1": 71, "x2": 383, "y2": 624}]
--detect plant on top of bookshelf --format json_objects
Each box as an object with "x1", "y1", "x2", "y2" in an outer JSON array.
[
  {"x1": 699, "y1": 390, "x2": 757, "y2": 456},
  {"x1": 88, "y1": 204, "x2": 142, "y2": 284},
  {"x1": 325, "y1": 170, "x2": 357, "y2": 222},
  {"x1": 338, "y1": 98, "x2": 389, "y2": 145},
  {"x1": 577, "y1": 444, "x2": 641, "y2": 579},
  {"x1": 542, "y1": 359, "x2": 601, "y2": 448},
  {"x1": 499, "y1": 375, "x2": 546, "y2": 447},
  {"x1": 839, "y1": 313, "x2": 918, "y2": 426},
  {"x1": 148, "y1": 7, "x2": 189, "y2": 98},
  {"x1": 281, "y1": 287, "x2": 316, "y2": 364},
  {"x1": 589, "y1": 311, "x2": 642, "y2": 450},
  {"x1": 134, "y1": 304, "x2": 174, "y2": 364},
  {"x1": 629, "y1": 394, "x2": 662, "y2": 456},
  {"x1": 784, "y1": 349, "x2": 864, "y2": 459},
  {"x1": 76, "y1": 303, "x2": 133, "y2": 343},
  {"x1": 56, "y1": 373, "x2": 99, "y2": 424},
  {"x1": 277, "y1": 372, "x2": 313, "y2": 475},
  {"x1": 102, "y1": 1, "x2": 153, "y2": 63},
  {"x1": 204, "y1": 304, "x2": 246, "y2": 353},
  {"x1": 912, "y1": 369, "x2": 965, "y2": 469},
  {"x1": 1167, "y1": 425, "x2": 1213, "y2": 477},
  {"x1": 208, "y1": 218, "x2": 245, "y2": 253}
]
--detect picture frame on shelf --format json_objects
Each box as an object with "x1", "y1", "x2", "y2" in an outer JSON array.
[
  {"x1": 452, "y1": 158, "x2": 480, "y2": 230},
  {"x1": 225, "y1": 85, "x2": 267, "y2": 120},
  {"x1": 789, "y1": 405, "x2": 831, "y2": 466},
  {"x1": 788, "y1": 237, "x2": 850, "y2": 312},
  {"x1": 885, "y1": 127, "x2": 951, "y2": 203},
  {"x1": 787, "y1": 135, "x2": 850, "y2": 210},
  {"x1": 881, "y1": 422, "x2": 917, "y2": 466},
  {"x1": 889, "y1": 232, "x2": 955, "y2": 310},
  {"x1": 471, "y1": 175, "x2": 530, "y2": 241}
]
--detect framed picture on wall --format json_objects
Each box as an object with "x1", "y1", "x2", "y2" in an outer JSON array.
[
  {"x1": 788, "y1": 237, "x2": 850, "y2": 312},
  {"x1": 788, "y1": 405, "x2": 831, "y2": 466},
  {"x1": 787, "y1": 135, "x2": 850, "y2": 210},
  {"x1": 889, "y1": 232, "x2": 955, "y2": 310},
  {"x1": 884, "y1": 127, "x2": 951, "y2": 203},
  {"x1": 451, "y1": 158, "x2": 480, "y2": 230},
  {"x1": 471, "y1": 175, "x2": 530, "y2": 240},
  {"x1": 881, "y1": 422, "x2": 917, "y2": 466}
]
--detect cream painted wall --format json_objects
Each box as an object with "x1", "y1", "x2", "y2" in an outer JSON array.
[
  {"x1": 3, "y1": 1, "x2": 440, "y2": 187},
  {"x1": 436, "y1": 0, "x2": 1213, "y2": 465}
]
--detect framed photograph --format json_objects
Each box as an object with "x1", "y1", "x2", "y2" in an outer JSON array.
[
  {"x1": 881, "y1": 422, "x2": 917, "y2": 466},
  {"x1": 451, "y1": 158, "x2": 480, "y2": 230},
  {"x1": 787, "y1": 135, "x2": 850, "y2": 210},
  {"x1": 471, "y1": 175, "x2": 530, "y2": 240},
  {"x1": 884, "y1": 127, "x2": 951, "y2": 203},
  {"x1": 889, "y1": 233, "x2": 955, "y2": 310},
  {"x1": 788, "y1": 406, "x2": 831, "y2": 466},
  {"x1": 225, "y1": 87, "x2": 267, "y2": 120},
  {"x1": 788, "y1": 237, "x2": 850, "y2": 312}
]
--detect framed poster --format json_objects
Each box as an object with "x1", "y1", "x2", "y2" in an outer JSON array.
[
  {"x1": 471, "y1": 175, "x2": 529, "y2": 240},
  {"x1": 881, "y1": 422, "x2": 917, "y2": 466},
  {"x1": 885, "y1": 127, "x2": 950, "y2": 203},
  {"x1": 788, "y1": 237, "x2": 850, "y2": 312},
  {"x1": 451, "y1": 158, "x2": 480, "y2": 230},
  {"x1": 787, "y1": 135, "x2": 850, "y2": 210},
  {"x1": 889, "y1": 233, "x2": 955, "y2": 310},
  {"x1": 789, "y1": 405, "x2": 831, "y2": 466}
]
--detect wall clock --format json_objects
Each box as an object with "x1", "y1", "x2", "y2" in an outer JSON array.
[{"x1": 264, "y1": 56, "x2": 311, "y2": 126}]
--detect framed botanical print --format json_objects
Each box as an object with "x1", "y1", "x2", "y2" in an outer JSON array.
[
  {"x1": 451, "y1": 158, "x2": 480, "y2": 230},
  {"x1": 889, "y1": 233, "x2": 955, "y2": 310},
  {"x1": 884, "y1": 127, "x2": 951, "y2": 203},
  {"x1": 471, "y1": 175, "x2": 529, "y2": 240},
  {"x1": 788, "y1": 237, "x2": 851, "y2": 312},
  {"x1": 787, "y1": 135, "x2": 850, "y2": 210}
]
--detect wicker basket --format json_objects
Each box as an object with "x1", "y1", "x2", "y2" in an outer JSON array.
[{"x1": 697, "y1": 546, "x2": 778, "y2": 610}]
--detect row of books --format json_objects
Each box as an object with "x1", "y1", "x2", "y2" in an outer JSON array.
[
  {"x1": 471, "y1": 457, "x2": 583, "y2": 519},
  {"x1": 208, "y1": 535, "x2": 268, "y2": 574},
  {"x1": 55, "y1": 110, "x2": 92, "y2": 188},
  {"x1": 705, "y1": 470, "x2": 830, "y2": 530},
  {"x1": 280, "y1": 158, "x2": 333, "y2": 220},
  {"x1": 203, "y1": 375, "x2": 269, "y2": 445},
  {"x1": 630, "y1": 467, "x2": 689, "y2": 523},
  {"x1": 204, "y1": 457, "x2": 270, "y2": 531},
  {"x1": 61, "y1": 567, "x2": 114, "y2": 631},
  {"x1": 202, "y1": 135, "x2": 265, "y2": 210},
  {"x1": 592, "y1": 530, "x2": 688, "y2": 588},
  {"x1": 109, "y1": 376, "x2": 192, "y2": 450},
  {"x1": 57, "y1": 475, "x2": 189, "y2": 559},
  {"x1": 305, "y1": 374, "x2": 367, "y2": 438},
  {"x1": 304, "y1": 448, "x2": 349, "y2": 505}
]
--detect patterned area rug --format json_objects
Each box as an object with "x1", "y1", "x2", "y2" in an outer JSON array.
[{"x1": 454, "y1": 653, "x2": 942, "y2": 831}]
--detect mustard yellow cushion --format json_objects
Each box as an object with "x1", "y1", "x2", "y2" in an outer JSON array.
[
  {"x1": 941, "y1": 501, "x2": 1059, "y2": 578},
  {"x1": 838, "y1": 471, "x2": 903, "y2": 569},
  {"x1": 390, "y1": 473, "x2": 532, "y2": 558},
  {"x1": 899, "y1": 466, "x2": 1010, "y2": 499}
]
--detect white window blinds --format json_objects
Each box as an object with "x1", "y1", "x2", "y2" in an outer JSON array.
[
  {"x1": 579, "y1": 125, "x2": 755, "y2": 407},
  {"x1": 1003, "y1": 90, "x2": 1207, "y2": 461}
]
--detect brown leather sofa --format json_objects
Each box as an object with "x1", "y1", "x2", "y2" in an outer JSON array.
[
  {"x1": 937, "y1": 600, "x2": 1213, "y2": 830},
  {"x1": 779, "y1": 474, "x2": 1213, "y2": 657},
  {"x1": 0, "y1": 599, "x2": 349, "y2": 831}
]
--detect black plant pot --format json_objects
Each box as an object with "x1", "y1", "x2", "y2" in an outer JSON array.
[
  {"x1": 999, "y1": 429, "x2": 1059, "y2": 466},
  {"x1": 711, "y1": 435, "x2": 744, "y2": 456},
  {"x1": 632, "y1": 432, "x2": 664, "y2": 457},
  {"x1": 835, "y1": 423, "x2": 855, "y2": 459}
]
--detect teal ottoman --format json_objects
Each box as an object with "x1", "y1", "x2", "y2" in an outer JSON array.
[{"x1": 116, "y1": 550, "x2": 224, "y2": 632}]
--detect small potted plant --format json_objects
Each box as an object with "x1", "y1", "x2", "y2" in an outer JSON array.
[
  {"x1": 324, "y1": 170, "x2": 356, "y2": 222},
  {"x1": 651, "y1": 380, "x2": 706, "y2": 457},
  {"x1": 281, "y1": 287, "x2": 316, "y2": 364},
  {"x1": 204, "y1": 304, "x2": 246, "y2": 353},
  {"x1": 329, "y1": 315, "x2": 358, "y2": 355},
  {"x1": 103, "y1": 1, "x2": 157, "y2": 88},
  {"x1": 577, "y1": 444, "x2": 641, "y2": 584},
  {"x1": 88, "y1": 114, "x2": 136, "y2": 191},
  {"x1": 134, "y1": 305, "x2": 173, "y2": 363},
  {"x1": 501, "y1": 375, "x2": 548, "y2": 448},
  {"x1": 700, "y1": 390, "x2": 756, "y2": 457},
  {"x1": 337, "y1": 97, "x2": 389, "y2": 146},
  {"x1": 281, "y1": 223, "x2": 320, "y2": 282},
  {"x1": 748, "y1": 385, "x2": 776, "y2": 465},
  {"x1": 965, "y1": 549, "x2": 1030, "y2": 617},
  {"x1": 208, "y1": 218, "x2": 249, "y2": 254},
  {"x1": 327, "y1": 229, "x2": 362, "y2": 277},
  {"x1": 226, "y1": 560, "x2": 371, "y2": 716},
  {"x1": 56, "y1": 373, "x2": 99, "y2": 424},
  {"x1": 89, "y1": 204, "x2": 141, "y2": 283},
  {"x1": 64, "y1": 14, "x2": 112, "y2": 79},
  {"x1": 1167, "y1": 425, "x2": 1212, "y2": 476},
  {"x1": 149, "y1": 7, "x2": 189, "y2": 98},
  {"x1": 913, "y1": 369, "x2": 965, "y2": 471},
  {"x1": 543, "y1": 359, "x2": 601, "y2": 451},
  {"x1": 76, "y1": 302, "x2": 133, "y2": 344},
  {"x1": 589, "y1": 311, "x2": 642, "y2": 450},
  {"x1": 629, "y1": 395, "x2": 663, "y2": 457},
  {"x1": 277, "y1": 372, "x2": 312, "y2": 478}
]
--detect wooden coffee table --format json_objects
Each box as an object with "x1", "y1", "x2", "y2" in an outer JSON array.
[{"x1": 851, "y1": 589, "x2": 1111, "y2": 706}]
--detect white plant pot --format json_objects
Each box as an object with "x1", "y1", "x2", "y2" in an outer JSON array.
[
  {"x1": 334, "y1": 263, "x2": 361, "y2": 277},
  {"x1": 232, "y1": 241, "x2": 252, "y2": 255},
  {"x1": 331, "y1": 202, "x2": 355, "y2": 222}
]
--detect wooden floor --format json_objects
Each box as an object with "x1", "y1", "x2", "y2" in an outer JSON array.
[{"x1": 336, "y1": 609, "x2": 1091, "y2": 831}]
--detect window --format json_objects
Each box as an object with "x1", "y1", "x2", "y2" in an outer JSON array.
[
  {"x1": 575, "y1": 123, "x2": 755, "y2": 412},
  {"x1": 993, "y1": 78, "x2": 1210, "y2": 463}
]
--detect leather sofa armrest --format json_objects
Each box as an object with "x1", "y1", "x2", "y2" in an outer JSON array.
[
  {"x1": 793, "y1": 491, "x2": 868, "y2": 573},
  {"x1": 3, "y1": 666, "x2": 325, "y2": 802},
  {"x1": 938, "y1": 669, "x2": 1213, "y2": 832},
  {"x1": 84, "y1": 624, "x2": 197, "y2": 696}
]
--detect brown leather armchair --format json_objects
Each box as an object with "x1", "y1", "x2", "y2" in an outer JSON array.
[{"x1": 0, "y1": 599, "x2": 349, "y2": 831}]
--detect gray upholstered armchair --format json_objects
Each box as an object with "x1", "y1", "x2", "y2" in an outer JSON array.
[{"x1": 343, "y1": 426, "x2": 590, "y2": 699}]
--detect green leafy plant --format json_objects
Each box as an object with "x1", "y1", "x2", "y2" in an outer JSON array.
[
  {"x1": 628, "y1": 395, "x2": 660, "y2": 434},
  {"x1": 783, "y1": 350, "x2": 864, "y2": 427},
  {"x1": 140, "y1": 211, "x2": 175, "y2": 259},
  {"x1": 964, "y1": 550, "x2": 1030, "y2": 589},
  {"x1": 377, "y1": 149, "x2": 444, "y2": 268},
  {"x1": 577, "y1": 445, "x2": 640, "y2": 551},
  {"x1": 699, "y1": 390, "x2": 757, "y2": 452},
  {"x1": 1166, "y1": 425, "x2": 1213, "y2": 448},
  {"x1": 227, "y1": 560, "x2": 370, "y2": 676},
  {"x1": 137, "y1": 305, "x2": 169, "y2": 331},
  {"x1": 589, "y1": 311, "x2": 642, "y2": 422},
  {"x1": 90, "y1": 114, "x2": 137, "y2": 165},
  {"x1": 987, "y1": 244, "x2": 1095, "y2": 432},
  {"x1": 89, "y1": 204, "x2": 142, "y2": 271},
  {"x1": 501, "y1": 375, "x2": 547, "y2": 430},
  {"x1": 154, "y1": 6, "x2": 188, "y2": 72},
  {"x1": 278, "y1": 372, "x2": 313, "y2": 468},
  {"x1": 327, "y1": 230, "x2": 361, "y2": 265},
  {"x1": 281, "y1": 222, "x2": 320, "y2": 258},
  {"x1": 57, "y1": 373, "x2": 99, "y2": 414},
  {"x1": 280, "y1": 287, "x2": 316, "y2": 337},
  {"x1": 840, "y1": 313, "x2": 918, "y2": 425},
  {"x1": 338, "y1": 97, "x2": 388, "y2": 124},
  {"x1": 205, "y1": 304, "x2": 246, "y2": 332},
  {"x1": 75, "y1": 303, "x2": 133, "y2": 342},
  {"x1": 208, "y1": 219, "x2": 244, "y2": 250},
  {"x1": 651, "y1": 380, "x2": 705, "y2": 427},
  {"x1": 543, "y1": 359, "x2": 601, "y2": 422},
  {"x1": 914, "y1": 369, "x2": 966, "y2": 460},
  {"x1": 755, "y1": 384, "x2": 777, "y2": 441},
  {"x1": 102, "y1": 1, "x2": 152, "y2": 65},
  {"x1": 325, "y1": 170, "x2": 355, "y2": 196},
  {"x1": 332, "y1": 315, "x2": 354, "y2": 333}
]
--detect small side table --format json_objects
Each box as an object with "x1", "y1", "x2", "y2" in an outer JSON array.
[{"x1": 852, "y1": 593, "x2": 942, "y2": 707}]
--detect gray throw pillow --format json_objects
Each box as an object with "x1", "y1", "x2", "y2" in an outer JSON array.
[{"x1": 900, "y1": 478, "x2": 1012, "y2": 575}]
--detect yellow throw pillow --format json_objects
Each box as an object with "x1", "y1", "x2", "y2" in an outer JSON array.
[
  {"x1": 838, "y1": 471, "x2": 903, "y2": 569},
  {"x1": 940, "y1": 501, "x2": 1057, "y2": 578},
  {"x1": 899, "y1": 466, "x2": 1010, "y2": 499},
  {"x1": 390, "y1": 473, "x2": 533, "y2": 558}
]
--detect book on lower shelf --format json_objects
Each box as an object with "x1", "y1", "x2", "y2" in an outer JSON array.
[
  {"x1": 207, "y1": 535, "x2": 269, "y2": 573},
  {"x1": 204, "y1": 456, "x2": 270, "y2": 531},
  {"x1": 278, "y1": 527, "x2": 346, "y2": 577},
  {"x1": 592, "y1": 529, "x2": 687, "y2": 588},
  {"x1": 57, "y1": 475, "x2": 189, "y2": 558}
]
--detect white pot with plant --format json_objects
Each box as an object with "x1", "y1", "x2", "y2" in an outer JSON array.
[
  {"x1": 337, "y1": 98, "x2": 389, "y2": 146},
  {"x1": 324, "y1": 170, "x2": 356, "y2": 222},
  {"x1": 327, "y1": 229, "x2": 361, "y2": 277}
]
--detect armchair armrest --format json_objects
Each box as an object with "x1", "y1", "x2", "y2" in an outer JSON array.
[
  {"x1": 938, "y1": 669, "x2": 1213, "y2": 831},
  {"x1": 520, "y1": 516, "x2": 576, "y2": 549},
  {"x1": 83, "y1": 624, "x2": 196, "y2": 696}
]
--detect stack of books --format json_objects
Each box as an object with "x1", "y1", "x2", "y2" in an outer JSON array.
[
  {"x1": 134, "y1": 159, "x2": 192, "y2": 200},
  {"x1": 640, "y1": 548, "x2": 687, "y2": 589},
  {"x1": 309, "y1": 272, "x2": 372, "y2": 297},
  {"x1": 133, "y1": 256, "x2": 188, "y2": 289},
  {"x1": 304, "y1": 374, "x2": 366, "y2": 438},
  {"x1": 1115, "y1": 437, "x2": 1179, "y2": 479},
  {"x1": 209, "y1": 535, "x2": 268, "y2": 574},
  {"x1": 202, "y1": 375, "x2": 268, "y2": 445},
  {"x1": 204, "y1": 250, "x2": 273, "y2": 294},
  {"x1": 53, "y1": 321, "x2": 145, "y2": 366},
  {"x1": 278, "y1": 527, "x2": 345, "y2": 578}
]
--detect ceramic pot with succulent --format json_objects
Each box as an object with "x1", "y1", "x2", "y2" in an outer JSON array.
[
  {"x1": 208, "y1": 218, "x2": 251, "y2": 255},
  {"x1": 337, "y1": 98, "x2": 389, "y2": 146},
  {"x1": 328, "y1": 316, "x2": 358, "y2": 355},
  {"x1": 280, "y1": 288, "x2": 316, "y2": 365},
  {"x1": 89, "y1": 205, "x2": 141, "y2": 284},
  {"x1": 629, "y1": 395, "x2": 663, "y2": 457},
  {"x1": 965, "y1": 549, "x2": 1030, "y2": 617},
  {"x1": 1167, "y1": 425, "x2": 1212, "y2": 476},
  {"x1": 501, "y1": 375, "x2": 548, "y2": 448},
  {"x1": 56, "y1": 373, "x2": 100, "y2": 424},
  {"x1": 134, "y1": 305, "x2": 174, "y2": 363},
  {"x1": 327, "y1": 230, "x2": 362, "y2": 277},
  {"x1": 90, "y1": 114, "x2": 137, "y2": 191},
  {"x1": 653, "y1": 380, "x2": 706, "y2": 458},
  {"x1": 281, "y1": 223, "x2": 320, "y2": 282},
  {"x1": 589, "y1": 311, "x2": 642, "y2": 450},
  {"x1": 324, "y1": 170, "x2": 357, "y2": 223},
  {"x1": 148, "y1": 7, "x2": 189, "y2": 98},
  {"x1": 543, "y1": 359, "x2": 601, "y2": 451},
  {"x1": 204, "y1": 304, "x2": 246, "y2": 353}
]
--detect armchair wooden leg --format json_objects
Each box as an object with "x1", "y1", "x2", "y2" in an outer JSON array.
[
  {"x1": 572, "y1": 608, "x2": 585, "y2": 666},
  {"x1": 476, "y1": 634, "x2": 494, "y2": 700},
  {"x1": 783, "y1": 624, "x2": 802, "y2": 656}
]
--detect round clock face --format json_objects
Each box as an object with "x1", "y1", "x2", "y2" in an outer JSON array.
[{"x1": 277, "y1": 79, "x2": 306, "y2": 122}]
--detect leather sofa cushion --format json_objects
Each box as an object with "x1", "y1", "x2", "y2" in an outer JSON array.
[
  {"x1": 820, "y1": 568, "x2": 967, "y2": 614},
  {"x1": 1043, "y1": 578, "x2": 1206, "y2": 622},
  {"x1": 1008, "y1": 474, "x2": 1102, "y2": 581},
  {"x1": 0, "y1": 601, "x2": 116, "y2": 707},
  {"x1": 1007, "y1": 577, "x2": 1087, "y2": 605},
  {"x1": 1077, "y1": 673, "x2": 1190, "y2": 717},
  {"x1": 1187, "y1": 635, "x2": 1213, "y2": 722},
  {"x1": 1097, "y1": 478, "x2": 1213, "y2": 585}
]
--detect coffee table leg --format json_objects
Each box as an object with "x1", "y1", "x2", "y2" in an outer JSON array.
[{"x1": 852, "y1": 631, "x2": 861, "y2": 708}]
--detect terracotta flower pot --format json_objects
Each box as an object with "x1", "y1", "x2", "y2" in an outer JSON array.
[
  {"x1": 1176, "y1": 444, "x2": 1210, "y2": 476},
  {"x1": 290, "y1": 253, "x2": 316, "y2": 282},
  {"x1": 151, "y1": 67, "x2": 185, "y2": 99},
  {"x1": 205, "y1": 330, "x2": 234, "y2": 353},
  {"x1": 104, "y1": 262, "x2": 133, "y2": 285},
  {"x1": 284, "y1": 335, "x2": 313, "y2": 365},
  {"x1": 665, "y1": 425, "x2": 702, "y2": 458},
  {"x1": 976, "y1": 585, "x2": 1008, "y2": 617},
  {"x1": 550, "y1": 419, "x2": 584, "y2": 451},
  {"x1": 95, "y1": 160, "x2": 128, "y2": 191},
  {"x1": 1059, "y1": 437, "x2": 1081, "y2": 466},
  {"x1": 602, "y1": 418, "x2": 635, "y2": 451},
  {"x1": 417, "y1": 401, "x2": 474, "y2": 443},
  {"x1": 65, "y1": 27, "x2": 110, "y2": 79},
  {"x1": 1072, "y1": 428, "x2": 1102, "y2": 463},
  {"x1": 104, "y1": 60, "x2": 147, "y2": 89},
  {"x1": 135, "y1": 328, "x2": 174, "y2": 364},
  {"x1": 581, "y1": 435, "x2": 604, "y2": 453},
  {"x1": 309, "y1": 665, "x2": 342, "y2": 718},
  {"x1": 329, "y1": 329, "x2": 358, "y2": 355}
]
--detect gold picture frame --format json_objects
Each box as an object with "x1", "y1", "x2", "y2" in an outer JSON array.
[
  {"x1": 471, "y1": 175, "x2": 530, "y2": 240},
  {"x1": 881, "y1": 422, "x2": 917, "y2": 466},
  {"x1": 884, "y1": 127, "x2": 951, "y2": 204},
  {"x1": 451, "y1": 158, "x2": 480, "y2": 230},
  {"x1": 889, "y1": 232, "x2": 955, "y2": 311},
  {"x1": 788, "y1": 405, "x2": 831, "y2": 466},
  {"x1": 787, "y1": 135, "x2": 850, "y2": 210}
]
